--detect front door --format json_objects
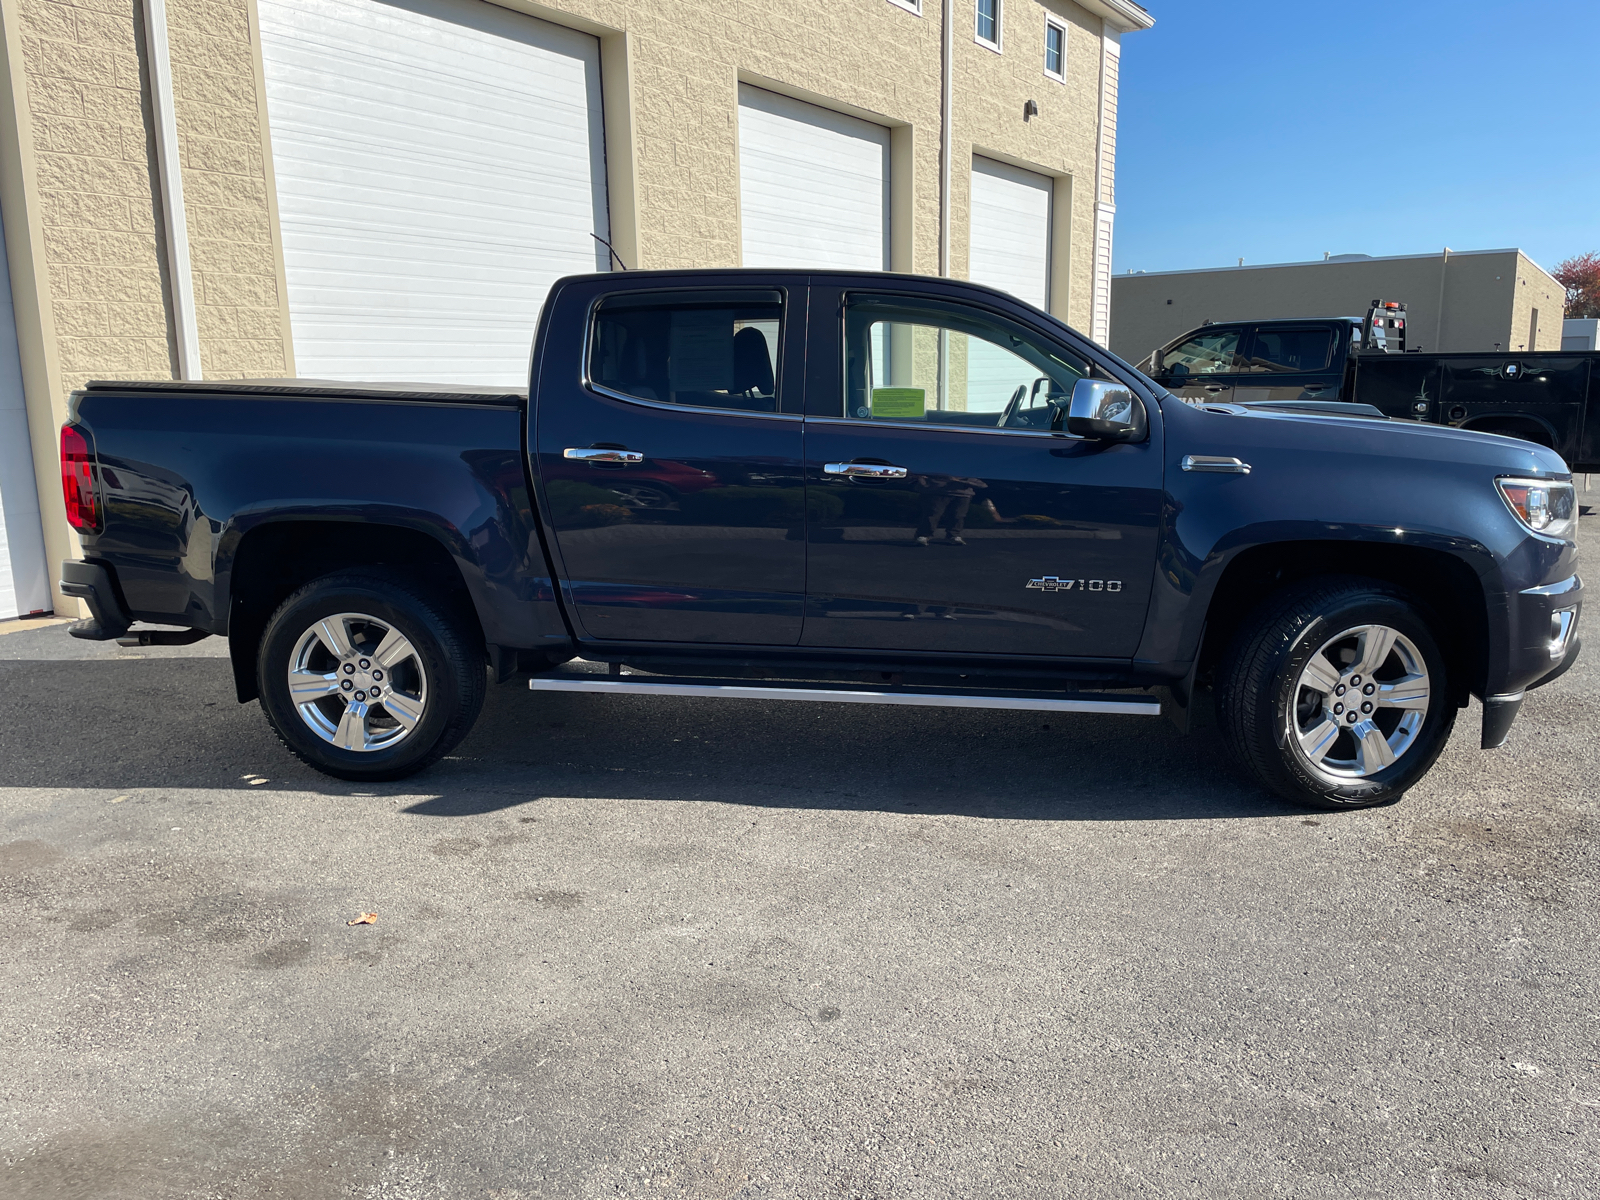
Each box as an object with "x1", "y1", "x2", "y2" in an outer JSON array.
[
  {"x1": 1152, "y1": 324, "x2": 1246, "y2": 405},
  {"x1": 801, "y1": 287, "x2": 1163, "y2": 659},
  {"x1": 533, "y1": 283, "x2": 807, "y2": 644}
]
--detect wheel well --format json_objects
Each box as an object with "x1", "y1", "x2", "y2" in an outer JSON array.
[
  {"x1": 1198, "y1": 541, "x2": 1486, "y2": 703},
  {"x1": 225, "y1": 520, "x2": 480, "y2": 702},
  {"x1": 1462, "y1": 415, "x2": 1555, "y2": 448}
]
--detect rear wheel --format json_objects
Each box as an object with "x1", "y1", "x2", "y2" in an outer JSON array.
[
  {"x1": 257, "y1": 571, "x2": 486, "y2": 781},
  {"x1": 1216, "y1": 577, "x2": 1455, "y2": 810}
]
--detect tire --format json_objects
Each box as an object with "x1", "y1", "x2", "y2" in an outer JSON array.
[
  {"x1": 1215, "y1": 576, "x2": 1455, "y2": 810},
  {"x1": 256, "y1": 570, "x2": 486, "y2": 781}
]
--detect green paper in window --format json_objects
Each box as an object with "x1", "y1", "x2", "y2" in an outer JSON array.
[{"x1": 870, "y1": 387, "x2": 925, "y2": 419}]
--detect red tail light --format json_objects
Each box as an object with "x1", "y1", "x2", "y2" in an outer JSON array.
[{"x1": 60, "y1": 425, "x2": 100, "y2": 532}]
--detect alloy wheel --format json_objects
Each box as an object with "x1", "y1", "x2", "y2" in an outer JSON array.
[
  {"x1": 286, "y1": 612, "x2": 428, "y2": 752},
  {"x1": 1288, "y1": 623, "x2": 1430, "y2": 781}
]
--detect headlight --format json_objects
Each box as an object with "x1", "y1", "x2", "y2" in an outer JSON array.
[{"x1": 1496, "y1": 477, "x2": 1576, "y2": 541}]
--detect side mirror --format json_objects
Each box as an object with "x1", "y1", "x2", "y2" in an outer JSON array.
[{"x1": 1066, "y1": 378, "x2": 1147, "y2": 442}]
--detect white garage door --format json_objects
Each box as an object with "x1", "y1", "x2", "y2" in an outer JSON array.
[
  {"x1": 258, "y1": 0, "x2": 609, "y2": 385},
  {"x1": 969, "y1": 156, "x2": 1052, "y2": 311},
  {"x1": 0, "y1": 206, "x2": 49, "y2": 621},
  {"x1": 738, "y1": 85, "x2": 890, "y2": 271}
]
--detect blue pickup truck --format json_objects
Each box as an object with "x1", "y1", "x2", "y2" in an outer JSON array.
[{"x1": 57, "y1": 269, "x2": 1581, "y2": 810}]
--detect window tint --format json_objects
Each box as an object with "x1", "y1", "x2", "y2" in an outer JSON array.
[
  {"x1": 1158, "y1": 328, "x2": 1242, "y2": 376},
  {"x1": 842, "y1": 294, "x2": 1089, "y2": 431},
  {"x1": 589, "y1": 290, "x2": 782, "y2": 413},
  {"x1": 1044, "y1": 19, "x2": 1064, "y2": 76},
  {"x1": 1243, "y1": 327, "x2": 1335, "y2": 374}
]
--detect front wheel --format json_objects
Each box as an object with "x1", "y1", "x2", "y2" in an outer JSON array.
[
  {"x1": 257, "y1": 571, "x2": 486, "y2": 781},
  {"x1": 1216, "y1": 577, "x2": 1455, "y2": 810}
]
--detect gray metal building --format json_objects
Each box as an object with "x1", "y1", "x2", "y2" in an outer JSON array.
[{"x1": 1110, "y1": 248, "x2": 1564, "y2": 366}]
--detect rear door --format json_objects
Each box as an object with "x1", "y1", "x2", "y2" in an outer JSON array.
[
  {"x1": 1231, "y1": 323, "x2": 1344, "y2": 403},
  {"x1": 532, "y1": 280, "x2": 808, "y2": 645},
  {"x1": 799, "y1": 283, "x2": 1162, "y2": 659}
]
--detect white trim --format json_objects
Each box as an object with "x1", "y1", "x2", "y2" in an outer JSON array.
[
  {"x1": 974, "y1": 0, "x2": 1002, "y2": 52},
  {"x1": 1043, "y1": 12, "x2": 1067, "y2": 81},
  {"x1": 1075, "y1": 0, "x2": 1155, "y2": 32},
  {"x1": 142, "y1": 0, "x2": 201, "y2": 380},
  {"x1": 886, "y1": 0, "x2": 922, "y2": 13},
  {"x1": 939, "y1": 0, "x2": 953, "y2": 276}
]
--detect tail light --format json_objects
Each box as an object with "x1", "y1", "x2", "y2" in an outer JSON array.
[{"x1": 60, "y1": 424, "x2": 100, "y2": 532}]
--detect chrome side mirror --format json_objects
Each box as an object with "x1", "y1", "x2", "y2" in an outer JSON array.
[{"x1": 1066, "y1": 378, "x2": 1147, "y2": 442}]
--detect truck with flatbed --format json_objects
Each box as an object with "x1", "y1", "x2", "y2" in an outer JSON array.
[
  {"x1": 57, "y1": 269, "x2": 1582, "y2": 810},
  {"x1": 1138, "y1": 303, "x2": 1600, "y2": 471}
]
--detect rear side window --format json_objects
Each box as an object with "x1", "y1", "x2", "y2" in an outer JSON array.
[
  {"x1": 1244, "y1": 326, "x2": 1336, "y2": 373},
  {"x1": 589, "y1": 289, "x2": 783, "y2": 413}
]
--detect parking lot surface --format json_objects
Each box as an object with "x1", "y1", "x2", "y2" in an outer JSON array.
[{"x1": 2, "y1": 520, "x2": 1596, "y2": 1199}]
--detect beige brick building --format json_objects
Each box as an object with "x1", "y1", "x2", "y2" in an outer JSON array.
[{"x1": 0, "y1": 0, "x2": 1152, "y2": 618}]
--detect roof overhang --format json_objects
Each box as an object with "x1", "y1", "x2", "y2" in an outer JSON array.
[{"x1": 1076, "y1": 0, "x2": 1155, "y2": 32}]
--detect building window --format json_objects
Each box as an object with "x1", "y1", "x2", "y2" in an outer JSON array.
[
  {"x1": 1044, "y1": 15, "x2": 1066, "y2": 80},
  {"x1": 886, "y1": 0, "x2": 922, "y2": 13},
  {"x1": 975, "y1": 0, "x2": 1001, "y2": 51}
]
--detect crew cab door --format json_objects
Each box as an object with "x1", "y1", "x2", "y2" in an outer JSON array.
[
  {"x1": 799, "y1": 285, "x2": 1162, "y2": 658},
  {"x1": 1147, "y1": 324, "x2": 1247, "y2": 405},
  {"x1": 531, "y1": 280, "x2": 807, "y2": 644},
  {"x1": 1230, "y1": 323, "x2": 1344, "y2": 403}
]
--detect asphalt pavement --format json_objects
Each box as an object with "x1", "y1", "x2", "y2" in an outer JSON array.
[{"x1": 1, "y1": 519, "x2": 1596, "y2": 1199}]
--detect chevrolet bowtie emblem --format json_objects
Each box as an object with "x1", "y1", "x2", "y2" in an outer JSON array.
[{"x1": 1026, "y1": 576, "x2": 1123, "y2": 593}]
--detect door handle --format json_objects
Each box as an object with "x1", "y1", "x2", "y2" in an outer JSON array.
[
  {"x1": 1203, "y1": 385, "x2": 1229, "y2": 393},
  {"x1": 564, "y1": 447, "x2": 643, "y2": 464},
  {"x1": 1181, "y1": 455, "x2": 1251, "y2": 474},
  {"x1": 824, "y1": 462, "x2": 908, "y2": 479}
]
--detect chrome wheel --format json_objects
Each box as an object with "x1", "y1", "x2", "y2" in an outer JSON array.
[
  {"x1": 286, "y1": 612, "x2": 428, "y2": 752},
  {"x1": 1288, "y1": 623, "x2": 1430, "y2": 781}
]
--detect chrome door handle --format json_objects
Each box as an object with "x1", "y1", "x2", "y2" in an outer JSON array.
[
  {"x1": 824, "y1": 462, "x2": 908, "y2": 479},
  {"x1": 1203, "y1": 385, "x2": 1229, "y2": 393},
  {"x1": 564, "y1": 447, "x2": 643, "y2": 464},
  {"x1": 1181, "y1": 455, "x2": 1251, "y2": 474}
]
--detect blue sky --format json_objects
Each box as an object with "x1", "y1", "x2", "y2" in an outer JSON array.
[{"x1": 1112, "y1": 0, "x2": 1599, "y2": 277}]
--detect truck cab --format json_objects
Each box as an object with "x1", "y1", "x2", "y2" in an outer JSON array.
[{"x1": 1136, "y1": 318, "x2": 1357, "y2": 406}]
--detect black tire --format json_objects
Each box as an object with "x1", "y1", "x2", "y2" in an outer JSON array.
[
  {"x1": 1215, "y1": 576, "x2": 1455, "y2": 810},
  {"x1": 257, "y1": 570, "x2": 486, "y2": 781}
]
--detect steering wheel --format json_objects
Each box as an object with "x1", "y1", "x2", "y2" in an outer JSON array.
[{"x1": 1000, "y1": 384, "x2": 1029, "y2": 428}]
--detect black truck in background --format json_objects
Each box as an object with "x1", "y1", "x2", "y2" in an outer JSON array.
[{"x1": 1138, "y1": 302, "x2": 1600, "y2": 473}]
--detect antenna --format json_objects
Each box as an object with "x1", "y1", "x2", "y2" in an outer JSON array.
[{"x1": 591, "y1": 233, "x2": 629, "y2": 272}]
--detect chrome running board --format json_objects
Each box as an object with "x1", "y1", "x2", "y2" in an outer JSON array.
[{"x1": 529, "y1": 672, "x2": 1161, "y2": 716}]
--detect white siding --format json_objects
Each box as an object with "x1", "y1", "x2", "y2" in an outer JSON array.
[
  {"x1": 738, "y1": 85, "x2": 891, "y2": 271},
  {"x1": 1091, "y1": 27, "x2": 1121, "y2": 346},
  {"x1": 258, "y1": 0, "x2": 609, "y2": 385},
  {"x1": 0, "y1": 204, "x2": 49, "y2": 620}
]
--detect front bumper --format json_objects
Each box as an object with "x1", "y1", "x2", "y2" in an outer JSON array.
[{"x1": 1481, "y1": 572, "x2": 1582, "y2": 749}]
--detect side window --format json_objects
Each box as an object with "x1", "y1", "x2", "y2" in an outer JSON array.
[
  {"x1": 841, "y1": 294, "x2": 1089, "y2": 431},
  {"x1": 1157, "y1": 328, "x2": 1243, "y2": 378},
  {"x1": 589, "y1": 290, "x2": 783, "y2": 413},
  {"x1": 1243, "y1": 326, "x2": 1336, "y2": 373}
]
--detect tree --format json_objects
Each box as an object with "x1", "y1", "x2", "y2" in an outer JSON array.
[{"x1": 1553, "y1": 253, "x2": 1600, "y2": 319}]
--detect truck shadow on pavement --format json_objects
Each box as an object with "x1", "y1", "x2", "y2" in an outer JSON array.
[{"x1": 0, "y1": 656, "x2": 1295, "y2": 822}]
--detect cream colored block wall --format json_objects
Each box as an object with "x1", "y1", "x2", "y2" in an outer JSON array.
[
  {"x1": 15, "y1": 0, "x2": 172, "y2": 400},
  {"x1": 165, "y1": 0, "x2": 289, "y2": 377},
  {"x1": 1508, "y1": 254, "x2": 1564, "y2": 353}
]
